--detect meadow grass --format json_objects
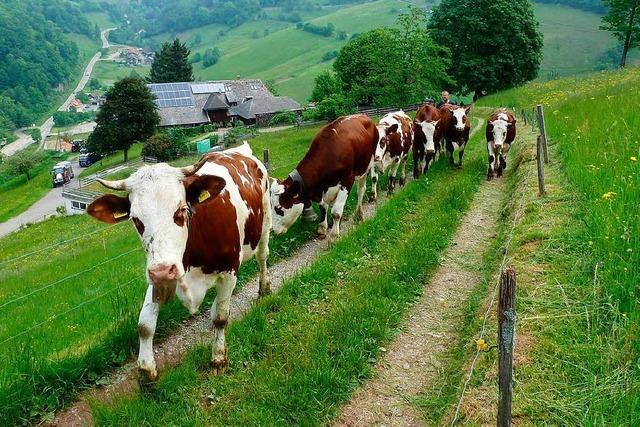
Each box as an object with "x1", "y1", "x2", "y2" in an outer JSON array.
[
  {"x1": 78, "y1": 143, "x2": 143, "y2": 177},
  {"x1": 460, "y1": 68, "x2": 640, "y2": 424},
  {"x1": 0, "y1": 128, "x2": 321, "y2": 424},
  {"x1": 0, "y1": 150, "x2": 69, "y2": 223},
  {"x1": 91, "y1": 61, "x2": 150, "y2": 86}
]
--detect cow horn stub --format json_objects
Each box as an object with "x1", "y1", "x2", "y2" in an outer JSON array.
[
  {"x1": 97, "y1": 178, "x2": 127, "y2": 191},
  {"x1": 180, "y1": 155, "x2": 210, "y2": 177}
]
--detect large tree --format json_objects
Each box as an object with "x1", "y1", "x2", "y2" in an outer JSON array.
[
  {"x1": 333, "y1": 8, "x2": 451, "y2": 107},
  {"x1": 148, "y1": 38, "x2": 194, "y2": 83},
  {"x1": 429, "y1": 0, "x2": 543, "y2": 99},
  {"x1": 601, "y1": 0, "x2": 639, "y2": 67},
  {"x1": 87, "y1": 78, "x2": 159, "y2": 162}
]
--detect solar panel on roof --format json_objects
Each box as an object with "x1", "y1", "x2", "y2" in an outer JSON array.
[
  {"x1": 148, "y1": 82, "x2": 194, "y2": 108},
  {"x1": 191, "y1": 83, "x2": 225, "y2": 94}
]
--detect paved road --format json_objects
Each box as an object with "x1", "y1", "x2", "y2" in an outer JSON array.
[
  {"x1": 0, "y1": 157, "x2": 83, "y2": 238},
  {"x1": 1, "y1": 28, "x2": 116, "y2": 157}
]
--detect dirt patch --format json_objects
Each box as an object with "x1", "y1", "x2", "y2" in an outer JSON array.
[{"x1": 334, "y1": 177, "x2": 506, "y2": 426}]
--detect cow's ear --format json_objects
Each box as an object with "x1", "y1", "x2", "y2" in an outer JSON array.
[
  {"x1": 386, "y1": 123, "x2": 398, "y2": 134},
  {"x1": 465, "y1": 106, "x2": 472, "y2": 115},
  {"x1": 184, "y1": 175, "x2": 226, "y2": 206},
  {"x1": 510, "y1": 118, "x2": 517, "y2": 125},
  {"x1": 87, "y1": 194, "x2": 131, "y2": 224}
]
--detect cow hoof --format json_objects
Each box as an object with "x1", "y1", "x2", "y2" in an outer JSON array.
[
  {"x1": 399, "y1": 179, "x2": 406, "y2": 186},
  {"x1": 258, "y1": 286, "x2": 272, "y2": 298},
  {"x1": 316, "y1": 233, "x2": 327, "y2": 240},
  {"x1": 369, "y1": 194, "x2": 377, "y2": 203},
  {"x1": 211, "y1": 358, "x2": 228, "y2": 375},
  {"x1": 138, "y1": 366, "x2": 158, "y2": 382}
]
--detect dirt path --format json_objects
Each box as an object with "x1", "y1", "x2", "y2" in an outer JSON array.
[{"x1": 334, "y1": 162, "x2": 505, "y2": 426}]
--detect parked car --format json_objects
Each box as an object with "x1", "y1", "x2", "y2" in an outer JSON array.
[
  {"x1": 71, "y1": 140, "x2": 84, "y2": 152},
  {"x1": 79, "y1": 148, "x2": 100, "y2": 167},
  {"x1": 52, "y1": 161, "x2": 74, "y2": 187}
]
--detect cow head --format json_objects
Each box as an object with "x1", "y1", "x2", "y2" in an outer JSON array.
[
  {"x1": 451, "y1": 106, "x2": 471, "y2": 131},
  {"x1": 374, "y1": 123, "x2": 399, "y2": 169},
  {"x1": 489, "y1": 118, "x2": 513, "y2": 150},
  {"x1": 87, "y1": 159, "x2": 226, "y2": 303},
  {"x1": 270, "y1": 177, "x2": 304, "y2": 234},
  {"x1": 415, "y1": 120, "x2": 439, "y2": 153}
]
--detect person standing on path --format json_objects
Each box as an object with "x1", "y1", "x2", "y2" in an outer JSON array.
[{"x1": 436, "y1": 90, "x2": 457, "y2": 108}]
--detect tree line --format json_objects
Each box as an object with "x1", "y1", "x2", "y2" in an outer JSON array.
[{"x1": 0, "y1": 0, "x2": 96, "y2": 144}]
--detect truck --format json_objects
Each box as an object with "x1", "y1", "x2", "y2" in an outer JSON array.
[
  {"x1": 52, "y1": 161, "x2": 74, "y2": 187},
  {"x1": 78, "y1": 148, "x2": 100, "y2": 167}
]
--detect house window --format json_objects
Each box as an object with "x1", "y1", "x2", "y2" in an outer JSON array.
[{"x1": 72, "y1": 201, "x2": 80, "y2": 209}]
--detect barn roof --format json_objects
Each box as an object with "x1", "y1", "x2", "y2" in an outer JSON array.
[
  {"x1": 231, "y1": 96, "x2": 301, "y2": 120},
  {"x1": 203, "y1": 93, "x2": 230, "y2": 111}
]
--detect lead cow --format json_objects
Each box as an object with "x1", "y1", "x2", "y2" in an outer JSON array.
[
  {"x1": 486, "y1": 109, "x2": 516, "y2": 180},
  {"x1": 440, "y1": 105, "x2": 471, "y2": 168},
  {"x1": 270, "y1": 114, "x2": 377, "y2": 240},
  {"x1": 371, "y1": 111, "x2": 413, "y2": 200},
  {"x1": 87, "y1": 143, "x2": 271, "y2": 378}
]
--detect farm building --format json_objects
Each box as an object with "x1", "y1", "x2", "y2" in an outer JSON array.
[{"x1": 147, "y1": 80, "x2": 301, "y2": 127}]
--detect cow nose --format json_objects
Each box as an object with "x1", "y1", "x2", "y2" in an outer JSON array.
[
  {"x1": 148, "y1": 263, "x2": 178, "y2": 284},
  {"x1": 374, "y1": 155, "x2": 381, "y2": 162},
  {"x1": 426, "y1": 149, "x2": 435, "y2": 154}
]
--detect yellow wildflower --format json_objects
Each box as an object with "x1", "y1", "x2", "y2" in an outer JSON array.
[
  {"x1": 631, "y1": 156, "x2": 638, "y2": 162},
  {"x1": 602, "y1": 192, "x2": 617, "y2": 200}
]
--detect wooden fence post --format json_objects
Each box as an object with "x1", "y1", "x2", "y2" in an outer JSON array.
[
  {"x1": 498, "y1": 268, "x2": 517, "y2": 427},
  {"x1": 535, "y1": 105, "x2": 549, "y2": 163},
  {"x1": 536, "y1": 135, "x2": 546, "y2": 196},
  {"x1": 263, "y1": 148, "x2": 270, "y2": 172},
  {"x1": 522, "y1": 109, "x2": 527, "y2": 126}
]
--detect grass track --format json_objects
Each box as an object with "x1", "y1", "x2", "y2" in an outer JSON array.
[
  {"x1": 450, "y1": 68, "x2": 640, "y2": 424},
  {"x1": 89, "y1": 120, "x2": 489, "y2": 424}
]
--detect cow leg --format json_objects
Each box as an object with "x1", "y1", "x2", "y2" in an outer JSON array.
[
  {"x1": 497, "y1": 154, "x2": 506, "y2": 178},
  {"x1": 302, "y1": 206, "x2": 318, "y2": 222},
  {"x1": 388, "y1": 160, "x2": 401, "y2": 194},
  {"x1": 398, "y1": 157, "x2": 408, "y2": 186},
  {"x1": 354, "y1": 174, "x2": 367, "y2": 222},
  {"x1": 413, "y1": 147, "x2": 424, "y2": 179},
  {"x1": 458, "y1": 142, "x2": 467, "y2": 168},
  {"x1": 137, "y1": 286, "x2": 160, "y2": 380},
  {"x1": 211, "y1": 273, "x2": 237, "y2": 375},
  {"x1": 317, "y1": 201, "x2": 329, "y2": 237},
  {"x1": 487, "y1": 142, "x2": 496, "y2": 180},
  {"x1": 447, "y1": 140, "x2": 455, "y2": 167},
  {"x1": 257, "y1": 225, "x2": 271, "y2": 297},
  {"x1": 370, "y1": 166, "x2": 379, "y2": 202},
  {"x1": 329, "y1": 185, "x2": 350, "y2": 241}
]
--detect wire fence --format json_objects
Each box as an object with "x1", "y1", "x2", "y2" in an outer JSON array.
[
  {"x1": 0, "y1": 277, "x2": 138, "y2": 346},
  {"x1": 450, "y1": 108, "x2": 540, "y2": 425}
]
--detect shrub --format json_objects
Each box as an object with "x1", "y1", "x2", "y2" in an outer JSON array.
[
  {"x1": 53, "y1": 111, "x2": 95, "y2": 127},
  {"x1": 321, "y1": 50, "x2": 338, "y2": 61},
  {"x1": 268, "y1": 111, "x2": 297, "y2": 126},
  {"x1": 304, "y1": 93, "x2": 354, "y2": 121},
  {"x1": 224, "y1": 124, "x2": 256, "y2": 145},
  {"x1": 142, "y1": 133, "x2": 186, "y2": 161},
  {"x1": 203, "y1": 47, "x2": 222, "y2": 67}
]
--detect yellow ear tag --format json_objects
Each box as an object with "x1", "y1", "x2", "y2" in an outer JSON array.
[
  {"x1": 198, "y1": 190, "x2": 211, "y2": 203},
  {"x1": 113, "y1": 211, "x2": 128, "y2": 219}
]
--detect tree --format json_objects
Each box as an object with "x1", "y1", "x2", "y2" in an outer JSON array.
[
  {"x1": 4, "y1": 149, "x2": 45, "y2": 180},
  {"x1": 601, "y1": 0, "x2": 639, "y2": 67},
  {"x1": 142, "y1": 133, "x2": 183, "y2": 161},
  {"x1": 203, "y1": 47, "x2": 222, "y2": 67},
  {"x1": 148, "y1": 38, "x2": 194, "y2": 83},
  {"x1": 309, "y1": 70, "x2": 342, "y2": 102},
  {"x1": 87, "y1": 77, "x2": 160, "y2": 162},
  {"x1": 333, "y1": 9, "x2": 451, "y2": 107},
  {"x1": 89, "y1": 78, "x2": 101, "y2": 90},
  {"x1": 429, "y1": 0, "x2": 543, "y2": 99}
]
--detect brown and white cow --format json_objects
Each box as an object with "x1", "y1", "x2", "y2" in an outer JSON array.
[
  {"x1": 270, "y1": 114, "x2": 376, "y2": 240},
  {"x1": 370, "y1": 111, "x2": 413, "y2": 200},
  {"x1": 412, "y1": 104, "x2": 442, "y2": 178},
  {"x1": 87, "y1": 143, "x2": 271, "y2": 378},
  {"x1": 486, "y1": 109, "x2": 516, "y2": 180},
  {"x1": 440, "y1": 104, "x2": 472, "y2": 168}
]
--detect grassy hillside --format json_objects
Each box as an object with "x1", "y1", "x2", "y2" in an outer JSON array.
[{"x1": 455, "y1": 68, "x2": 640, "y2": 424}]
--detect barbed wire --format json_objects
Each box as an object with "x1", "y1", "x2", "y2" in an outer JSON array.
[
  {"x1": 0, "y1": 277, "x2": 138, "y2": 346},
  {"x1": 0, "y1": 247, "x2": 140, "y2": 311},
  {"x1": 0, "y1": 221, "x2": 128, "y2": 267},
  {"x1": 450, "y1": 115, "x2": 537, "y2": 426}
]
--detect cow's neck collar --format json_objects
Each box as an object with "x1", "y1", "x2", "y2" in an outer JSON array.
[{"x1": 288, "y1": 168, "x2": 305, "y2": 197}]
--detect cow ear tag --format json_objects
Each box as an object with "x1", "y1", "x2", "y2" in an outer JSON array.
[
  {"x1": 113, "y1": 211, "x2": 128, "y2": 219},
  {"x1": 198, "y1": 190, "x2": 211, "y2": 203}
]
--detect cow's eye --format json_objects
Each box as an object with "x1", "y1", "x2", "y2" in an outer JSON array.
[{"x1": 275, "y1": 205, "x2": 285, "y2": 216}]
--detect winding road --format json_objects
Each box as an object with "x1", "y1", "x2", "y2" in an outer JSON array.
[{"x1": 1, "y1": 28, "x2": 116, "y2": 157}]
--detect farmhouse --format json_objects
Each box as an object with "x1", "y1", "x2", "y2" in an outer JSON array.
[{"x1": 148, "y1": 80, "x2": 301, "y2": 127}]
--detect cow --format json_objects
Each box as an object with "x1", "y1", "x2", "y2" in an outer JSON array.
[
  {"x1": 270, "y1": 114, "x2": 376, "y2": 241},
  {"x1": 440, "y1": 104, "x2": 472, "y2": 168},
  {"x1": 87, "y1": 142, "x2": 271, "y2": 379},
  {"x1": 412, "y1": 104, "x2": 442, "y2": 178},
  {"x1": 486, "y1": 109, "x2": 517, "y2": 180},
  {"x1": 370, "y1": 111, "x2": 413, "y2": 200}
]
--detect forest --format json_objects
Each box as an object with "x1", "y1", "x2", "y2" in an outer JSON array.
[{"x1": 0, "y1": 0, "x2": 96, "y2": 143}]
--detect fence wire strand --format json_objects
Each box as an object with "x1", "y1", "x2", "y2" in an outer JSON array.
[
  {"x1": 0, "y1": 247, "x2": 140, "y2": 311},
  {"x1": 0, "y1": 278, "x2": 138, "y2": 346},
  {"x1": 450, "y1": 113, "x2": 537, "y2": 426}
]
